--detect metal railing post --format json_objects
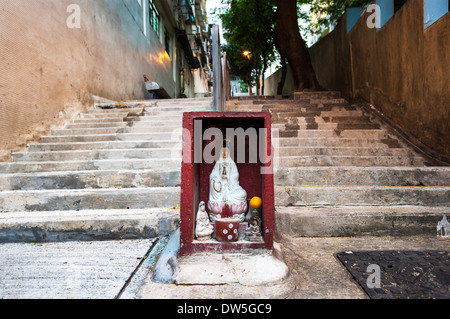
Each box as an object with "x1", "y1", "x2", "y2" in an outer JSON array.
[{"x1": 212, "y1": 25, "x2": 223, "y2": 111}]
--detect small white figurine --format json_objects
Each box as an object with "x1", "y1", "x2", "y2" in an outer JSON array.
[
  {"x1": 195, "y1": 201, "x2": 214, "y2": 241},
  {"x1": 208, "y1": 143, "x2": 248, "y2": 223}
]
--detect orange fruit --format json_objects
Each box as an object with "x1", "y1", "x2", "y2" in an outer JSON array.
[{"x1": 250, "y1": 197, "x2": 262, "y2": 209}]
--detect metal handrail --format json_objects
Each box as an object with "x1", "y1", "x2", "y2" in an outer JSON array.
[{"x1": 211, "y1": 24, "x2": 229, "y2": 111}]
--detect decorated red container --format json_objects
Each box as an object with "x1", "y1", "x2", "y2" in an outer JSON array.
[{"x1": 214, "y1": 217, "x2": 240, "y2": 242}]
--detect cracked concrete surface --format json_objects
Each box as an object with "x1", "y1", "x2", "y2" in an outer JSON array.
[{"x1": 138, "y1": 236, "x2": 450, "y2": 299}]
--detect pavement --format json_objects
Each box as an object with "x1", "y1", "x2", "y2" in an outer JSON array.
[
  {"x1": 2, "y1": 234, "x2": 447, "y2": 300},
  {"x1": 138, "y1": 235, "x2": 450, "y2": 300},
  {"x1": 0, "y1": 239, "x2": 156, "y2": 299}
]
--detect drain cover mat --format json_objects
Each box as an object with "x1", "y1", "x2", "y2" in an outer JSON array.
[{"x1": 337, "y1": 250, "x2": 450, "y2": 299}]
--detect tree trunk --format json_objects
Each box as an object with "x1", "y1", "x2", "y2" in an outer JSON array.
[
  {"x1": 261, "y1": 57, "x2": 267, "y2": 96},
  {"x1": 256, "y1": 73, "x2": 260, "y2": 96},
  {"x1": 277, "y1": 54, "x2": 287, "y2": 95},
  {"x1": 276, "y1": 0, "x2": 323, "y2": 92}
]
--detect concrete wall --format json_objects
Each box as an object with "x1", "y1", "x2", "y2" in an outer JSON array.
[
  {"x1": 0, "y1": 0, "x2": 177, "y2": 160},
  {"x1": 263, "y1": 65, "x2": 295, "y2": 97},
  {"x1": 309, "y1": 0, "x2": 450, "y2": 158}
]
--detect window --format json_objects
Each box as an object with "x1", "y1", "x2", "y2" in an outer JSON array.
[{"x1": 149, "y1": 0, "x2": 160, "y2": 36}]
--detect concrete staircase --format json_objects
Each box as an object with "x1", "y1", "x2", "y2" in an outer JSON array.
[
  {"x1": 1, "y1": 92, "x2": 448, "y2": 242},
  {"x1": 0, "y1": 98, "x2": 212, "y2": 242},
  {"x1": 227, "y1": 92, "x2": 450, "y2": 237}
]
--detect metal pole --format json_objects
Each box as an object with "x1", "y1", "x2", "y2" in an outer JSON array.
[{"x1": 212, "y1": 25, "x2": 222, "y2": 111}]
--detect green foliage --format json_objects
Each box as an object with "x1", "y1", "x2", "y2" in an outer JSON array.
[
  {"x1": 219, "y1": 0, "x2": 278, "y2": 87},
  {"x1": 308, "y1": 0, "x2": 373, "y2": 35},
  {"x1": 217, "y1": 0, "x2": 373, "y2": 87}
]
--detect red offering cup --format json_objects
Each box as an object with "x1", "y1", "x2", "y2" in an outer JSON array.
[{"x1": 214, "y1": 217, "x2": 240, "y2": 242}]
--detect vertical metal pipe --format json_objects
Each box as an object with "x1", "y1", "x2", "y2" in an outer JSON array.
[{"x1": 212, "y1": 24, "x2": 222, "y2": 111}]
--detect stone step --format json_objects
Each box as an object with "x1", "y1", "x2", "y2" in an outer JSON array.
[
  {"x1": 0, "y1": 169, "x2": 181, "y2": 191},
  {"x1": 271, "y1": 111, "x2": 359, "y2": 119},
  {"x1": 125, "y1": 127, "x2": 183, "y2": 135},
  {"x1": 128, "y1": 122, "x2": 182, "y2": 130},
  {"x1": 0, "y1": 187, "x2": 180, "y2": 212},
  {"x1": 39, "y1": 133, "x2": 180, "y2": 143},
  {"x1": 155, "y1": 99, "x2": 212, "y2": 105},
  {"x1": 278, "y1": 155, "x2": 425, "y2": 167},
  {"x1": 56, "y1": 120, "x2": 183, "y2": 131},
  {"x1": 28, "y1": 140, "x2": 180, "y2": 152},
  {"x1": 275, "y1": 110, "x2": 364, "y2": 117},
  {"x1": 277, "y1": 147, "x2": 414, "y2": 157},
  {"x1": 133, "y1": 115, "x2": 184, "y2": 121},
  {"x1": 46, "y1": 131, "x2": 181, "y2": 140},
  {"x1": 275, "y1": 206, "x2": 450, "y2": 237},
  {"x1": 55, "y1": 120, "x2": 183, "y2": 133},
  {"x1": 271, "y1": 116, "x2": 368, "y2": 127},
  {"x1": 144, "y1": 108, "x2": 209, "y2": 115},
  {"x1": 257, "y1": 100, "x2": 311, "y2": 106},
  {"x1": 277, "y1": 129, "x2": 388, "y2": 139},
  {"x1": 93, "y1": 104, "x2": 211, "y2": 112},
  {"x1": 272, "y1": 115, "x2": 360, "y2": 124},
  {"x1": 278, "y1": 124, "x2": 382, "y2": 135},
  {"x1": 76, "y1": 116, "x2": 126, "y2": 122},
  {"x1": 0, "y1": 158, "x2": 181, "y2": 173},
  {"x1": 95, "y1": 99, "x2": 212, "y2": 110},
  {"x1": 81, "y1": 113, "x2": 130, "y2": 119},
  {"x1": 274, "y1": 137, "x2": 401, "y2": 148},
  {"x1": 11, "y1": 148, "x2": 182, "y2": 162},
  {"x1": 293, "y1": 91, "x2": 342, "y2": 100},
  {"x1": 228, "y1": 106, "x2": 357, "y2": 114},
  {"x1": 261, "y1": 101, "x2": 353, "y2": 108},
  {"x1": 274, "y1": 167, "x2": 450, "y2": 186},
  {"x1": 273, "y1": 123, "x2": 366, "y2": 130},
  {"x1": 227, "y1": 107, "x2": 264, "y2": 112},
  {"x1": 91, "y1": 107, "x2": 145, "y2": 113},
  {"x1": 127, "y1": 119, "x2": 183, "y2": 126},
  {"x1": 277, "y1": 117, "x2": 367, "y2": 127},
  {"x1": 71, "y1": 118, "x2": 183, "y2": 128},
  {"x1": 89, "y1": 110, "x2": 204, "y2": 120},
  {"x1": 318, "y1": 116, "x2": 373, "y2": 124},
  {"x1": 61, "y1": 122, "x2": 181, "y2": 131},
  {"x1": 268, "y1": 106, "x2": 358, "y2": 115},
  {"x1": 257, "y1": 98, "x2": 348, "y2": 107},
  {"x1": 65, "y1": 122, "x2": 129, "y2": 129},
  {"x1": 0, "y1": 208, "x2": 179, "y2": 243},
  {"x1": 51, "y1": 127, "x2": 123, "y2": 136},
  {"x1": 274, "y1": 185, "x2": 450, "y2": 207}
]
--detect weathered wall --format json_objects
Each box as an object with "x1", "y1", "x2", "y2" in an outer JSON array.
[
  {"x1": 309, "y1": 0, "x2": 450, "y2": 157},
  {"x1": 263, "y1": 65, "x2": 294, "y2": 96},
  {"x1": 0, "y1": 0, "x2": 176, "y2": 159}
]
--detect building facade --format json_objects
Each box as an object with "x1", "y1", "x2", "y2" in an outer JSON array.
[{"x1": 0, "y1": 0, "x2": 212, "y2": 160}]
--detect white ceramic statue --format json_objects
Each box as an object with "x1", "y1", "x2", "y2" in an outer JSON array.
[
  {"x1": 195, "y1": 201, "x2": 214, "y2": 241},
  {"x1": 207, "y1": 144, "x2": 248, "y2": 223}
]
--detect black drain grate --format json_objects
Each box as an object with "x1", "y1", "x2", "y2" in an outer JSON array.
[{"x1": 337, "y1": 250, "x2": 450, "y2": 299}]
